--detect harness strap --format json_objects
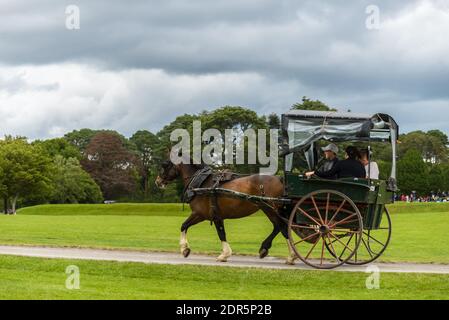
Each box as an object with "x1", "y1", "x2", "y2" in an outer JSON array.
[
  {"x1": 210, "y1": 177, "x2": 222, "y2": 223},
  {"x1": 182, "y1": 167, "x2": 212, "y2": 203}
]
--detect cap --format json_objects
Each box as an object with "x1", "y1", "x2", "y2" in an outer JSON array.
[{"x1": 322, "y1": 143, "x2": 339, "y2": 154}]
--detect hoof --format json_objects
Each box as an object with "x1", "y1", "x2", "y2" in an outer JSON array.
[
  {"x1": 182, "y1": 248, "x2": 191, "y2": 258},
  {"x1": 285, "y1": 257, "x2": 296, "y2": 265},
  {"x1": 259, "y1": 248, "x2": 269, "y2": 259},
  {"x1": 216, "y1": 255, "x2": 229, "y2": 262}
]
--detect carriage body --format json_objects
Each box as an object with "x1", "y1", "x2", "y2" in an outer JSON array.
[
  {"x1": 280, "y1": 110, "x2": 399, "y2": 269},
  {"x1": 285, "y1": 174, "x2": 393, "y2": 230}
]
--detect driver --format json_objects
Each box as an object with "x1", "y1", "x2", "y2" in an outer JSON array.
[{"x1": 314, "y1": 143, "x2": 339, "y2": 180}]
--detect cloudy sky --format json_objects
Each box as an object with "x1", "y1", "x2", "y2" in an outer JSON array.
[{"x1": 1, "y1": 0, "x2": 449, "y2": 139}]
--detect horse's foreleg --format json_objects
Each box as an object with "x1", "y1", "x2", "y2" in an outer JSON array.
[
  {"x1": 180, "y1": 214, "x2": 203, "y2": 258},
  {"x1": 214, "y1": 219, "x2": 232, "y2": 262}
]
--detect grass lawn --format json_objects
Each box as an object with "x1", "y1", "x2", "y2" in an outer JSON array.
[
  {"x1": 0, "y1": 255, "x2": 448, "y2": 300},
  {"x1": 0, "y1": 202, "x2": 446, "y2": 263}
]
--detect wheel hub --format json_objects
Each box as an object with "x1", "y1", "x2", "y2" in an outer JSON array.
[{"x1": 319, "y1": 225, "x2": 330, "y2": 235}]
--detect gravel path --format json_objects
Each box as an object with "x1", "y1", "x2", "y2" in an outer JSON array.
[{"x1": 0, "y1": 245, "x2": 448, "y2": 274}]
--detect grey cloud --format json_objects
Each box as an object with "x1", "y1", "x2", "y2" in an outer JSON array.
[{"x1": 1, "y1": 0, "x2": 449, "y2": 137}]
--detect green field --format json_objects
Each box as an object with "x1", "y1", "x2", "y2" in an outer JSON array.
[
  {"x1": 0, "y1": 202, "x2": 447, "y2": 263},
  {"x1": 0, "y1": 255, "x2": 448, "y2": 300},
  {"x1": 1, "y1": 202, "x2": 449, "y2": 300}
]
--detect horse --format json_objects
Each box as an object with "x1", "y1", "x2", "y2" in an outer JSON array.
[{"x1": 155, "y1": 158, "x2": 289, "y2": 262}]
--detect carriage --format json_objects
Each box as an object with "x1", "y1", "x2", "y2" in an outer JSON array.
[
  {"x1": 278, "y1": 110, "x2": 398, "y2": 269},
  {"x1": 183, "y1": 110, "x2": 399, "y2": 269}
]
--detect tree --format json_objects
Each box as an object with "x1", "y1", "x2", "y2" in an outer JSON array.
[
  {"x1": 81, "y1": 132, "x2": 139, "y2": 200},
  {"x1": 157, "y1": 113, "x2": 200, "y2": 151},
  {"x1": 65, "y1": 129, "x2": 136, "y2": 155},
  {"x1": 439, "y1": 163, "x2": 449, "y2": 191},
  {"x1": 33, "y1": 138, "x2": 81, "y2": 159},
  {"x1": 397, "y1": 149, "x2": 428, "y2": 195},
  {"x1": 267, "y1": 113, "x2": 281, "y2": 130},
  {"x1": 130, "y1": 130, "x2": 160, "y2": 197},
  {"x1": 64, "y1": 128, "x2": 98, "y2": 153},
  {"x1": 291, "y1": 96, "x2": 338, "y2": 111},
  {"x1": 51, "y1": 155, "x2": 103, "y2": 204},
  {"x1": 0, "y1": 139, "x2": 54, "y2": 213},
  {"x1": 428, "y1": 129, "x2": 449, "y2": 146},
  {"x1": 201, "y1": 106, "x2": 269, "y2": 173},
  {"x1": 399, "y1": 131, "x2": 448, "y2": 163},
  {"x1": 428, "y1": 165, "x2": 444, "y2": 194}
]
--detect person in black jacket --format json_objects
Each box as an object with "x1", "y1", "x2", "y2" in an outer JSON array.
[
  {"x1": 306, "y1": 146, "x2": 366, "y2": 179},
  {"x1": 315, "y1": 143, "x2": 339, "y2": 180}
]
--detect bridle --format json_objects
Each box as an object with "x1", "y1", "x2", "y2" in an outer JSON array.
[{"x1": 159, "y1": 160, "x2": 205, "y2": 186}]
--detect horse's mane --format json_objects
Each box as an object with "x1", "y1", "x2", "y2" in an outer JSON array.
[{"x1": 174, "y1": 154, "x2": 208, "y2": 170}]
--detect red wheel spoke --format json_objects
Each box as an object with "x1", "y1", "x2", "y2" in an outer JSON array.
[
  {"x1": 326, "y1": 234, "x2": 340, "y2": 262},
  {"x1": 337, "y1": 233, "x2": 354, "y2": 260},
  {"x1": 297, "y1": 207, "x2": 322, "y2": 226},
  {"x1": 311, "y1": 196, "x2": 325, "y2": 225},
  {"x1": 328, "y1": 199, "x2": 346, "y2": 225},
  {"x1": 331, "y1": 229, "x2": 359, "y2": 233},
  {"x1": 363, "y1": 231, "x2": 386, "y2": 247},
  {"x1": 293, "y1": 231, "x2": 320, "y2": 245},
  {"x1": 329, "y1": 213, "x2": 357, "y2": 228},
  {"x1": 325, "y1": 193, "x2": 330, "y2": 223},
  {"x1": 290, "y1": 224, "x2": 318, "y2": 231},
  {"x1": 329, "y1": 232, "x2": 355, "y2": 256},
  {"x1": 360, "y1": 237, "x2": 374, "y2": 258},
  {"x1": 304, "y1": 235, "x2": 321, "y2": 260},
  {"x1": 320, "y1": 236, "x2": 325, "y2": 266}
]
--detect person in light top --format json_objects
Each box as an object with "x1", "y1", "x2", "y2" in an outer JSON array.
[{"x1": 359, "y1": 148, "x2": 379, "y2": 180}]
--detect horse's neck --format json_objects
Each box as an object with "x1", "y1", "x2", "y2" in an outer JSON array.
[{"x1": 179, "y1": 164, "x2": 202, "y2": 186}]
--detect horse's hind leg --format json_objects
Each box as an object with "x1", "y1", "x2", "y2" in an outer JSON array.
[
  {"x1": 214, "y1": 219, "x2": 232, "y2": 262},
  {"x1": 259, "y1": 207, "x2": 289, "y2": 259},
  {"x1": 180, "y1": 213, "x2": 203, "y2": 258},
  {"x1": 259, "y1": 225, "x2": 280, "y2": 259}
]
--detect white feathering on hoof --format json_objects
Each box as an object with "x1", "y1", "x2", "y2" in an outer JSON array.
[
  {"x1": 180, "y1": 231, "x2": 189, "y2": 256},
  {"x1": 216, "y1": 241, "x2": 232, "y2": 262},
  {"x1": 285, "y1": 239, "x2": 297, "y2": 265},
  {"x1": 285, "y1": 255, "x2": 297, "y2": 265}
]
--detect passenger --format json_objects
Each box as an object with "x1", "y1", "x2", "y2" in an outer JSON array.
[
  {"x1": 306, "y1": 146, "x2": 366, "y2": 179},
  {"x1": 359, "y1": 149, "x2": 379, "y2": 179},
  {"x1": 315, "y1": 143, "x2": 339, "y2": 180}
]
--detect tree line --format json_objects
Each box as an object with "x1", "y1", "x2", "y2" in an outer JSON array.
[{"x1": 1, "y1": 98, "x2": 447, "y2": 212}]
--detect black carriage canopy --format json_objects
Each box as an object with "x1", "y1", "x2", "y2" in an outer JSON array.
[{"x1": 281, "y1": 110, "x2": 399, "y2": 190}]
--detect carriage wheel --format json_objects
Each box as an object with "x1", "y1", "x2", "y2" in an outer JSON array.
[
  {"x1": 287, "y1": 190, "x2": 363, "y2": 269},
  {"x1": 326, "y1": 207, "x2": 392, "y2": 265}
]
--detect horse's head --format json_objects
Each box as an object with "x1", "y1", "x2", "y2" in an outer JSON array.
[{"x1": 155, "y1": 159, "x2": 180, "y2": 189}]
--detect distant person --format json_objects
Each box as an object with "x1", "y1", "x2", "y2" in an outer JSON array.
[
  {"x1": 359, "y1": 149, "x2": 379, "y2": 179},
  {"x1": 314, "y1": 143, "x2": 339, "y2": 180},
  {"x1": 306, "y1": 146, "x2": 366, "y2": 179}
]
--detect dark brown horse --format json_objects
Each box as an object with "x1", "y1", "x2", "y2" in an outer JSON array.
[{"x1": 155, "y1": 159, "x2": 288, "y2": 262}]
